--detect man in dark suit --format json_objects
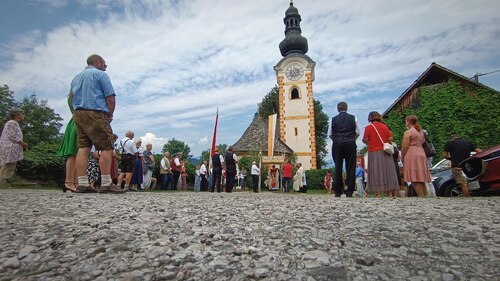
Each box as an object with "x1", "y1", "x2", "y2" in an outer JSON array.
[
  {"x1": 328, "y1": 102, "x2": 360, "y2": 197},
  {"x1": 224, "y1": 146, "x2": 238, "y2": 193},
  {"x1": 211, "y1": 147, "x2": 224, "y2": 193}
]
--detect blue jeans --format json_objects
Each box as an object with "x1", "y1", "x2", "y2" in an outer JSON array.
[
  {"x1": 161, "y1": 173, "x2": 173, "y2": 190},
  {"x1": 356, "y1": 176, "x2": 365, "y2": 197},
  {"x1": 238, "y1": 177, "x2": 246, "y2": 188},
  {"x1": 282, "y1": 177, "x2": 292, "y2": 192}
]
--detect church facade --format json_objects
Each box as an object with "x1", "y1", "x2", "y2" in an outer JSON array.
[
  {"x1": 232, "y1": 1, "x2": 317, "y2": 170},
  {"x1": 274, "y1": 1, "x2": 317, "y2": 170}
]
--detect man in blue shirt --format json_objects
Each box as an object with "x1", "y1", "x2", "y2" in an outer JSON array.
[{"x1": 71, "y1": 54, "x2": 123, "y2": 193}]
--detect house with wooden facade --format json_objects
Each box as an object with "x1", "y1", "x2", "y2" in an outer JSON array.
[{"x1": 383, "y1": 62, "x2": 498, "y2": 117}]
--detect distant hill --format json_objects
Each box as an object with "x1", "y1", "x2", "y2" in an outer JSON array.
[{"x1": 189, "y1": 157, "x2": 201, "y2": 165}]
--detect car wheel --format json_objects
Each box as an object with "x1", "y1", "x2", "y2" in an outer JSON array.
[{"x1": 443, "y1": 183, "x2": 464, "y2": 197}]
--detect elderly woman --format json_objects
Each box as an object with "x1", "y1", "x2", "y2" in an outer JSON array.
[
  {"x1": 0, "y1": 108, "x2": 28, "y2": 187},
  {"x1": 362, "y1": 111, "x2": 399, "y2": 197},
  {"x1": 401, "y1": 115, "x2": 432, "y2": 197}
]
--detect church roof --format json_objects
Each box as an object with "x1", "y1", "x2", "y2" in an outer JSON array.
[
  {"x1": 232, "y1": 115, "x2": 293, "y2": 154},
  {"x1": 279, "y1": 2, "x2": 308, "y2": 57}
]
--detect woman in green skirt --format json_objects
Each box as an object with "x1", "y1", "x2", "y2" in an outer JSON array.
[{"x1": 56, "y1": 92, "x2": 79, "y2": 192}]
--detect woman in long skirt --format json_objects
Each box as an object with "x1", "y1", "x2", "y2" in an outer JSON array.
[
  {"x1": 194, "y1": 165, "x2": 201, "y2": 192},
  {"x1": 362, "y1": 111, "x2": 399, "y2": 197}
]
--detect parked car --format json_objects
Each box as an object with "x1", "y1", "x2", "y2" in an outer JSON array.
[
  {"x1": 431, "y1": 145, "x2": 500, "y2": 196},
  {"x1": 460, "y1": 144, "x2": 500, "y2": 189}
]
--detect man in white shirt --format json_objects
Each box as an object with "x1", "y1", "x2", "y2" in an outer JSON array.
[
  {"x1": 117, "y1": 130, "x2": 138, "y2": 191},
  {"x1": 200, "y1": 160, "x2": 208, "y2": 191},
  {"x1": 159, "y1": 152, "x2": 173, "y2": 190},
  {"x1": 251, "y1": 161, "x2": 260, "y2": 193}
]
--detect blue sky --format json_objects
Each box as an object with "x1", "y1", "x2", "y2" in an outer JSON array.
[{"x1": 1, "y1": 0, "x2": 499, "y2": 159}]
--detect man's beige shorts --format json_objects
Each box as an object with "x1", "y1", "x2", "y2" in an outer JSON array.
[
  {"x1": 451, "y1": 167, "x2": 467, "y2": 186},
  {"x1": 73, "y1": 110, "x2": 113, "y2": 151}
]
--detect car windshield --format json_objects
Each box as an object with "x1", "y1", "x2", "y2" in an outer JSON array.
[{"x1": 432, "y1": 159, "x2": 451, "y2": 171}]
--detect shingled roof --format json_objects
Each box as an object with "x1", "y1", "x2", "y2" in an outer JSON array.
[{"x1": 232, "y1": 115, "x2": 293, "y2": 155}]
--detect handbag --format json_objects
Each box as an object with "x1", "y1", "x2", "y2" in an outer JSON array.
[
  {"x1": 422, "y1": 132, "x2": 436, "y2": 158},
  {"x1": 371, "y1": 124, "x2": 394, "y2": 155}
]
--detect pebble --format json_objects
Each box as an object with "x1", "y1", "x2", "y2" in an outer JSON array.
[{"x1": 0, "y1": 190, "x2": 498, "y2": 280}]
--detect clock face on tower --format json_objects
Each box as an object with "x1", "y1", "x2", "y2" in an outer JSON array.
[{"x1": 285, "y1": 63, "x2": 304, "y2": 81}]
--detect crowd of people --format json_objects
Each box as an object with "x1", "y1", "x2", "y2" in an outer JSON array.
[
  {"x1": 327, "y1": 101, "x2": 481, "y2": 198},
  {"x1": 0, "y1": 55, "x2": 482, "y2": 197}
]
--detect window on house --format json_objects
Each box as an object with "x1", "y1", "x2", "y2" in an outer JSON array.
[
  {"x1": 291, "y1": 88, "x2": 299, "y2": 99},
  {"x1": 294, "y1": 127, "x2": 298, "y2": 136}
]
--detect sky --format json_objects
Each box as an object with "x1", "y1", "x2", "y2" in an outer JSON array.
[{"x1": 1, "y1": 0, "x2": 499, "y2": 161}]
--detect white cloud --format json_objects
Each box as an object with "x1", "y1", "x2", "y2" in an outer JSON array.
[
  {"x1": 139, "y1": 132, "x2": 167, "y2": 154},
  {"x1": 1, "y1": 0, "x2": 499, "y2": 157},
  {"x1": 198, "y1": 136, "x2": 208, "y2": 145}
]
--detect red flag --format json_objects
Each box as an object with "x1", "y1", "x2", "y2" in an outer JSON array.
[{"x1": 210, "y1": 109, "x2": 218, "y2": 156}]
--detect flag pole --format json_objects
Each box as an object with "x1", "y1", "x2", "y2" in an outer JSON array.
[{"x1": 208, "y1": 108, "x2": 219, "y2": 178}]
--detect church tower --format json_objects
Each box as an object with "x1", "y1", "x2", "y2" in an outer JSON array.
[{"x1": 274, "y1": 1, "x2": 317, "y2": 170}]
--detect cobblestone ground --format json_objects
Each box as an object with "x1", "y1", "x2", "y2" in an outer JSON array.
[{"x1": 0, "y1": 189, "x2": 498, "y2": 281}]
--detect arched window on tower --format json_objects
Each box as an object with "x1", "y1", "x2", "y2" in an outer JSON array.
[{"x1": 291, "y1": 88, "x2": 300, "y2": 100}]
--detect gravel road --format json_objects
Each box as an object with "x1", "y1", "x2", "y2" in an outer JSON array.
[{"x1": 0, "y1": 189, "x2": 498, "y2": 281}]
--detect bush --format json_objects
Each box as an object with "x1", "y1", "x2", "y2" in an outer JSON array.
[
  {"x1": 17, "y1": 142, "x2": 65, "y2": 181},
  {"x1": 305, "y1": 169, "x2": 329, "y2": 190}
]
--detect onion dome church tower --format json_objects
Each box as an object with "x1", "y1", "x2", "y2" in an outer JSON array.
[{"x1": 274, "y1": 1, "x2": 317, "y2": 170}]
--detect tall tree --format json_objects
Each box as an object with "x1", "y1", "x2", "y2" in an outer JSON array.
[
  {"x1": 200, "y1": 149, "x2": 210, "y2": 163},
  {"x1": 162, "y1": 138, "x2": 191, "y2": 160},
  {"x1": 257, "y1": 85, "x2": 330, "y2": 168},
  {"x1": 257, "y1": 85, "x2": 279, "y2": 118},
  {"x1": 0, "y1": 84, "x2": 17, "y2": 133},
  {"x1": 19, "y1": 94, "x2": 63, "y2": 146},
  {"x1": 313, "y1": 100, "x2": 329, "y2": 168},
  {"x1": 218, "y1": 143, "x2": 228, "y2": 155}
]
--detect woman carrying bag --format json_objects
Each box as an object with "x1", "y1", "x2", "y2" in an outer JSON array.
[{"x1": 362, "y1": 111, "x2": 399, "y2": 197}]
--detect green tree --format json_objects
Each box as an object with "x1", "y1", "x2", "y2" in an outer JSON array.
[
  {"x1": 19, "y1": 94, "x2": 63, "y2": 146},
  {"x1": 200, "y1": 149, "x2": 210, "y2": 164},
  {"x1": 0, "y1": 84, "x2": 17, "y2": 132},
  {"x1": 162, "y1": 138, "x2": 191, "y2": 160},
  {"x1": 218, "y1": 144, "x2": 228, "y2": 155},
  {"x1": 257, "y1": 85, "x2": 279, "y2": 118},
  {"x1": 313, "y1": 100, "x2": 329, "y2": 168},
  {"x1": 1, "y1": 84, "x2": 16, "y2": 115},
  {"x1": 256, "y1": 85, "x2": 329, "y2": 168},
  {"x1": 385, "y1": 79, "x2": 500, "y2": 163}
]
